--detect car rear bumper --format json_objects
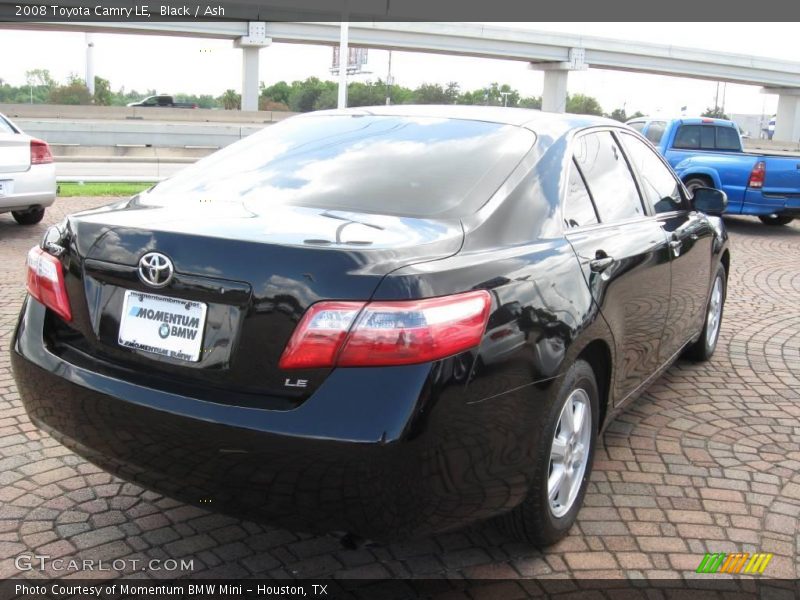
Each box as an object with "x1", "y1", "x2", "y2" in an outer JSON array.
[
  {"x1": 0, "y1": 163, "x2": 56, "y2": 211},
  {"x1": 11, "y1": 298, "x2": 538, "y2": 540},
  {"x1": 740, "y1": 189, "x2": 800, "y2": 217}
]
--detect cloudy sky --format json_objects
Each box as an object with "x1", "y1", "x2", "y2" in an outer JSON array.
[{"x1": 0, "y1": 22, "x2": 793, "y2": 117}]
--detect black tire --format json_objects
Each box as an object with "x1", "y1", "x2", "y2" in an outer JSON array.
[
  {"x1": 685, "y1": 263, "x2": 726, "y2": 362},
  {"x1": 12, "y1": 208, "x2": 45, "y2": 225},
  {"x1": 499, "y1": 359, "x2": 599, "y2": 547},
  {"x1": 684, "y1": 177, "x2": 713, "y2": 194},
  {"x1": 758, "y1": 215, "x2": 794, "y2": 226}
]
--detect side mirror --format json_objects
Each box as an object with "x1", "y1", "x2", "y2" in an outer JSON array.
[{"x1": 692, "y1": 187, "x2": 728, "y2": 216}]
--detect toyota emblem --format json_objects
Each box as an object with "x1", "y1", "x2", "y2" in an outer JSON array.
[{"x1": 138, "y1": 252, "x2": 174, "y2": 288}]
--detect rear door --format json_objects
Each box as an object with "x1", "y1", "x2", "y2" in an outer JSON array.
[
  {"x1": 619, "y1": 131, "x2": 714, "y2": 359},
  {"x1": 563, "y1": 129, "x2": 672, "y2": 404},
  {"x1": 0, "y1": 114, "x2": 30, "y2": 174}
]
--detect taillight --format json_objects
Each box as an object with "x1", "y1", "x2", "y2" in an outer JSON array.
[
  {"x1": 748, "y1": 161, "x2": 766, "y2": 189},
  {"x1": 30, "y1": 138, "x2": 53, "y2": 165},
  {"x1": 26, "y1": 246, "x2": 72, "y2": 321},
  {"x1": 279, "y1": 291, "x2": 492, "y2": 369}
]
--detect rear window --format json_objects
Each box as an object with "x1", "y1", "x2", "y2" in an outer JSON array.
[
  {"x1": 628, "y1": 121, "x2": 645, "y2": 133},
  {"x1": 0, "y1": 115, "x2": 16, "y2": 134},
  {"x1": 716, "y1": 126, "x2": 740, "y2": 150},
  {"x1": 149, "y1": 114, "x2": 535, "y2": 218},
  {"x1": 673, "y1": 124, "x2": 741, "y2": 151}
]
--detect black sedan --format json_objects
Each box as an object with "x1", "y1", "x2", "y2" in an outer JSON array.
[{"x1": 11, "y1": 106, "x2": 729, "y2": 546}]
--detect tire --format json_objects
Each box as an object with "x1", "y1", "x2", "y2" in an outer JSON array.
[
  {"x1": 499, "y1": 359, "x2": 599, "y2": 547},
  {"x1": 758, "y1": 215, "x2": 794, "y2": 226},
  {"x1": 684, "y1": 177, "x2": 713, "y2": 194},
  {"x1": 685, "y1": 263, "x2": 726, "y2": 362},
  {"x1": 12, "y1": 208, "x2": 45, "y2": 225}
]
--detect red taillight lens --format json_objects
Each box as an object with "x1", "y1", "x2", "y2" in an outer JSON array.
[
  {"x1": 748, "y1": 161, "x2": 766, "y2": 189},
  {"x1": 30, "y1": 138, "x2": 53, "y2": 165},
  {"x1": 278, "y1": 301, "x2": 365, "y2": 369},
  {"x1": 26, "y1": 246, "x2": 72, "y2": 321},
  {"x1": 278, "y1": 291, "x2": 492, "y2": 370}
]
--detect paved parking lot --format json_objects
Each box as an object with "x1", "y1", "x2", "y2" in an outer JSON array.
[{"x1": 1, "y1": 197, "x2": 799, "y2": 583}]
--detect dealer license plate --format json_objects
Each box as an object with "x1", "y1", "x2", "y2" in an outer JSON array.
[{"x1": 118, "y1": 290, "x2": 207, "y2": 362}]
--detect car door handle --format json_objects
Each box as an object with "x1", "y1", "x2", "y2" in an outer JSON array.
[{"x1": 589, "y1": 256, "x2": 614, "y2": 272}]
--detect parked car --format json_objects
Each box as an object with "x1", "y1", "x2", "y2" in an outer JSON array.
[
  {"x1": 127, "y1": 94, "x2": 198, "y2": 108},
  {"x1": 12, "y1": 107, "x2": 730, "y2": 546},
  {"x1": 0, "y1": 112, "x2": 55, "y2": 225},
  {"x1": 627, "y1": 116, "x2": 800, "y2": 225}
]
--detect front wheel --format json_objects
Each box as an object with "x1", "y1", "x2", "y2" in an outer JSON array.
[
  {"x1": 758, "y1": 215, "x2": 794, "y2": 226},
  {"x1": 685, "y1": 263, "x2": 726, "y2": 362},
  {"x1": 499, "y1": 359, "x2": 599, "y2": 546}
]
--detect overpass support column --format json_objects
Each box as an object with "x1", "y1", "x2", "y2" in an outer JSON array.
[
  {"x1": 234, "y1": 22, "x2": 271, "y2": 112},
  {"x1": 764, "y1": 88, "x2": 800, "y2": 143},
  {"x1": 542, "y1": 71, "x2": 568, "y2": 113},
  {"x1": 531, "y1": 48, "x2": 588, "y2": 114}
]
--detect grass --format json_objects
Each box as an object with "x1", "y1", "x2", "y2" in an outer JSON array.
[{"x1": 58, "y1": 182, "x2": 155, "y2": 197}]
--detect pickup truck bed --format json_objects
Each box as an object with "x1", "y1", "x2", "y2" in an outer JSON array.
[{"x1": 628, "y1": 116, "x2": 800, "y2": 225}]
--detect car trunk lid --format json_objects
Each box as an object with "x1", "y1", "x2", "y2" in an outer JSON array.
[
  {"x1": 47, "y1": 197, "x2": 463, "y2": 408},
  {"x1": 0, "y1": 132, "x2": 30, "y2": 174}
]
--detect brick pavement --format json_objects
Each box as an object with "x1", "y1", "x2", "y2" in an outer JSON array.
[{"x1": 1, "y1": 198, "x2": 799, "y2": 582}]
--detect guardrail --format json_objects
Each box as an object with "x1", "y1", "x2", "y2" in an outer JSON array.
[{"x1": 0, "y1": 103, "x2": 296, "y2": 124}]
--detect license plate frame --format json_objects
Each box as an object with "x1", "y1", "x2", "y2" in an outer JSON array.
[{"x1": 118, "y1": 290, "x2": 207, "y2": 362}]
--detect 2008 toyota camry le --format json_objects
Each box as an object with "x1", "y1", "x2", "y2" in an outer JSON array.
[{"x1": 11, "y1": 106, "x2": 730, "y2": 546}]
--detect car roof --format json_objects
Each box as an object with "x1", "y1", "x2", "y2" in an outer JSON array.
[{"x1": 305, "y1": 105, "x2": 621, "y2": 132}]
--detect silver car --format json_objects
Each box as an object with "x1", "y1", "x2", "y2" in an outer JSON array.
[{"x1": 0, "y1": 112, "x2": 56, "y2": 225}]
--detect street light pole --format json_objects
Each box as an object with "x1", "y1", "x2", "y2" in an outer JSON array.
[{"x1": 337, "y1": 20, "x2": 349, "y2": 109}]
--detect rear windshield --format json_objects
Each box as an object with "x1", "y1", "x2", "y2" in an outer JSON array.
[
  {"x1": 148, "y1": 114, "x2": 535, "y2": 218},
  {"x1": 673, "y1": 124, "x2": 741, "y2": 151}
]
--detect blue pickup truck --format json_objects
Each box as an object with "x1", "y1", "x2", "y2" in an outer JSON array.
[{"x1": 627, "y1": 116, "x2": 800, "y2": 225}]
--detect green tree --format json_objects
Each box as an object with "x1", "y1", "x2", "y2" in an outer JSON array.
[
  {"x1": 518, "y1": 95, "x2": 542, "y2": 109},
  {"x1": 287, "y1": 77, "x2": 333, "y2": 112},
  {"x1": 702, "y1": 106, "x2": 729, "y2": 119},
  {"x1": 93, "y1": 76, "x2": 112, "y2": 106},
  {"x1": 48, "y1": 74, "x2": 91, "y2": 105},
  {"x1": 347, "y1": 81, "x2": 387, "y2": 107},
  {"x1": 312, "y1": 87, "x2": 338, "y2": 111},
  {"x1": 260, "y1": 81, "x2": 291, "y2": 106},
  {"x1": 219, "y1": 89, "x2": 241, "y2": 110},
  {"x1": 412, "y1": 83, "x2": 452, "y2": 104},
  {"x1": 566, "y1": 93, "x2": 604, "y2": 116}
]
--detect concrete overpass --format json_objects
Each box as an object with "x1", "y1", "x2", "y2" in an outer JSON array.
[{"x1": 6, "y1": 20, "x2": 800, "y2": 141}]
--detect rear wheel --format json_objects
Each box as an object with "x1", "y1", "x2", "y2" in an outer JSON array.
[
  {"x1": 758, "y1": 215, "x2": 794, "y2": 226},
  {"x1": 685, "y1": 263, "x2": 726, "y2": 362},
  {"x1": 499, "y1": 359, "x2": 599, "y2": 546},
  {"x1": 12, "y1": 208, "x2": 45, "y2": 225}
]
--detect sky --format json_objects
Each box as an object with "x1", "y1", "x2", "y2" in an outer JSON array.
[{"x1": 0, "y1": 22, "x2": 793, "y2": 118}]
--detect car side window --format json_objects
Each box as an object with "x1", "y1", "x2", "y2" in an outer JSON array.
[
  {"x1": 645, "y1": 121, "x2": 666, "y2": 144},
  {"x1": 563, "y1": 159, "x2": 599, "y2": 229},
  {"x1": 573, "y1": 131, "x2": 645, "y2": 223},
  {"x1": 620, "y1": 132, "x2": 685, "y2": 214}
]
